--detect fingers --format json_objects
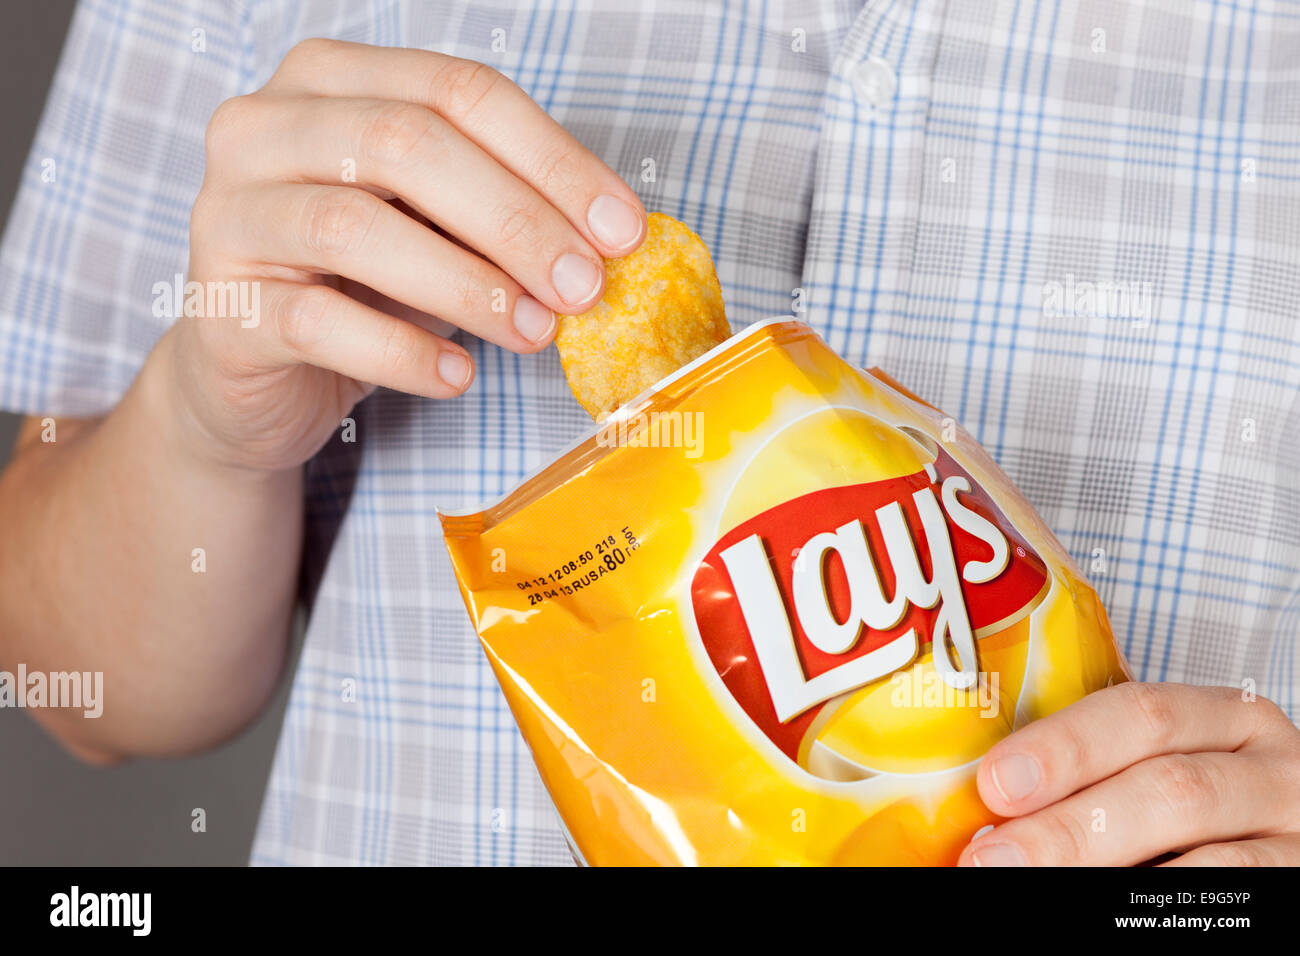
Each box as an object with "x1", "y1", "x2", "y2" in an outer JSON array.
[
  {"x1": 338, "y1": 278, "x2": 456, "y2": 338},
  {"x1": 263, "y1": 39, "x2": 647, "y2": 259},
  {"x1": 255, "y1": 280, "x2": 474, "y2": 399},
  {"x1": 205, "y1": 182, "x2": 557, "y2": 353},
  {"x1": 975, "y1": 683, "x2": 1266, "y2": 818},
  {"x1": 1161, "y1": 832, "x2": 1300, "y2": 867},
  {"x1": 958, "y1": 750, "x2": 1288, "y2": 866},
  {"x1": 213, "y1": 94, "x2": 607, "y2": 313}
]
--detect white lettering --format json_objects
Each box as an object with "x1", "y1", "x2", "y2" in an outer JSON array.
[
  {"x1": 719, "y1": 534, "x2": 917, "y2": 722},
  {"x1": 718, "y1": 470, "x2": 1015, "y2": 718}
]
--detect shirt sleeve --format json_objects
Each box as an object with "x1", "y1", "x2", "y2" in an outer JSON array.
[{"x1": 0, "y1": 0, "x2": 249, "y2": 416}]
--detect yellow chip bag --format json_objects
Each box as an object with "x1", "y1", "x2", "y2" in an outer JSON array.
[
  {"x1": 555, "y1": 212, "x2": 730, "y2": 418},
  {"x1": 439, "y1": 318, "x2": 1130, "y2": 865}
]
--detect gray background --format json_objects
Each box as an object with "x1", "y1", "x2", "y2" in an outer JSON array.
[{"x1": 0, "y1": 0, "x2": 290, "y2": 866}]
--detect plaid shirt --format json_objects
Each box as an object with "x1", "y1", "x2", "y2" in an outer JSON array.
[{"x1": 1, "y1": 0, "x2": 1297, "y2": 865}]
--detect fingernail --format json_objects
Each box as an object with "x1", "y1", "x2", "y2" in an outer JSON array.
[
  {"x1": 970, "y1": 843, "x2": 1028, "y2": 867},
  {"x1": 437, "y1": 351, "x2": 471, "y2": 388},
  {"x1": 551, "y1": 252, "x2": 602, "y2": 307},
  {"x1": 991, "y1": 753, "x2": 1041, "y2": 803},
  {"x1": 586, "y1": 194, "x2": 644, "y2": 253},
  {"x1": 512, "y1": 295, "x2": 555, "y2": 342}
]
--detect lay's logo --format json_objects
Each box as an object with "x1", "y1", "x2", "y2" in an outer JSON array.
[{"x1": 690, "y1": 448, "x2": 1048, "y2": 769}]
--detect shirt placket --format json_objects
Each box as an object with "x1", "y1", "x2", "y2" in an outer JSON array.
[{"x1": 802, "y1": 0, "x2": 947, "y2": 368}]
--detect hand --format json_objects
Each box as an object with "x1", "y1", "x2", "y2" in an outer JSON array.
[
  {"x1": 168, "y1": 38, "x2": 646, "y2": 472},
  {"x1": 958, "y1": 682, "x2": 1300, "y2": 866}
]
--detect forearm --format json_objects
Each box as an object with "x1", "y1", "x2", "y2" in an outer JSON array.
[{"x1": 0, "y1": 330, "x2": 304, "y2": 759}]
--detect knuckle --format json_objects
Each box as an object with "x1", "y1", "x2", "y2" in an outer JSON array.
[
  {"x1": 493, "y1": 200, "x2": 543, "y2": 249},
  {"x1": 449, "y1": 264, "x2": 486, "y2": 317},
  {"x1": 1035, "y1": 809, "x2": 1092, "y2": 863},
  {"x1": 361, "y1": 102, "x2": 439, "y2": 167},
  {"x1": 1124, "y1": 682, "x2": 1177, "y2": 749},
  {"x1": 276, "y1": 285, "x2": 334, "y2": 351},
  {"x1": 530, "y1": 138, "x2": 584, "y2": 198},
  {"x1": 1207, "y1": 683, "x2": 1252, "y2": 720},
  {"x1": 1252, "y1": 694, "x2": 1290, "y2": 730},
  {"x1": 372, "y1": 321, "x2": 419, "y2": 376},
  {"x1": 302, "y1": 188, "x2": 380, "y2": 257},
  {"x1": 1149, "y1": 754, "x2": 1221, "y2": 820},
  {"x1": 205, "y1": 95, "x2": 255, "y2": 157},
  {"x1": 430, "y1": 58, "x2": 502, "y2": 122},
  {"x1": 1056, "y1": 718, "x2": 1092, "y2": 777},
  {"x1": 282, "y1": 37, "x2": 338, "y2": 72}
]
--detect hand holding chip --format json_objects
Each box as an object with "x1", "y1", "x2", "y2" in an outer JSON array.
[{"x1": 169, "y1": 39, "x2": 647, "y2": 473}]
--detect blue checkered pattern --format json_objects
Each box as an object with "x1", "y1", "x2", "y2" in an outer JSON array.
[{"x1": 0, "y1": 0, "x2": 1296, "y2": 865}]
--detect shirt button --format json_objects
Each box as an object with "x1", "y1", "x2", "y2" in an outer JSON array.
[{"x1": 851, "y1": 55, "x2": 898, "y2": 108}]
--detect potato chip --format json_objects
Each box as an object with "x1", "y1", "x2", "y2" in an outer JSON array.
[{"x1": 556, "y1": 212, "x2": 730, "y2": 418}]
